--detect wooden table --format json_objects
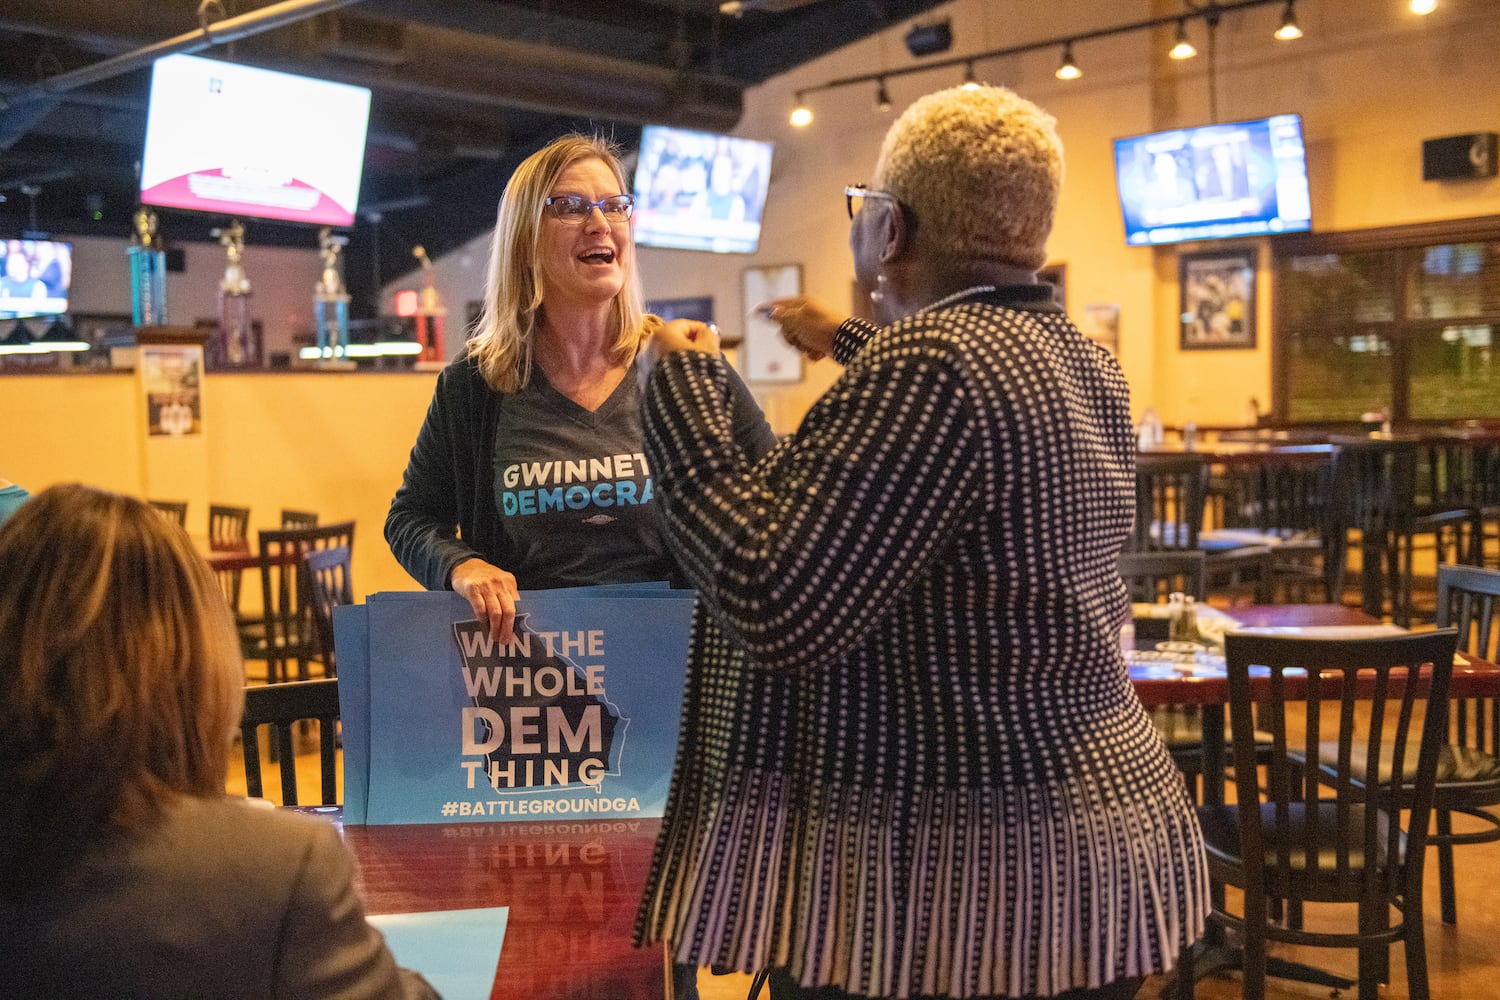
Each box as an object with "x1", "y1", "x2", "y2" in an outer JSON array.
[
  {"x1": 339, "y1": 815, "x2": 668, "y2": 1000},
  {"x1": 1129, "y1": 604, "x2": 1500, "y2": 806},
  {"x1": 312, "y1": 606, "x2": 1500, "y2": 1000}
]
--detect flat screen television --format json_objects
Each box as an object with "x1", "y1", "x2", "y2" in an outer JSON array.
[
  {"x1": 0, "y1": 238, "x2": 71, "y2": 319},
  {"x1": 139, "y1": 53, "x2": 372, "y2": 227},
  {"x1": 632, "y1": 125, "x2": 773, "y2": 254},
  {"x1": 1113, "y1": 113, "x2": 1312, "y2": 245}
]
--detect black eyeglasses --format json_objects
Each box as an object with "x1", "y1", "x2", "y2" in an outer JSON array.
[
  {"x1": 844, "y1": 184, "x2": 898, "y2": 220},
  {"x1": 544, "y1": 193, "x2": 635, "y2": 223}
]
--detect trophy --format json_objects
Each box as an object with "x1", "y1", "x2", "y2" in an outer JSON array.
[
  {"x1": 313, "y1": 226, "x2": 351, "y2": 361},
  {"x1": 211, "y1": 220, "x2": 259, "y2": 368},
  {"x1": 128, "y1": 208, "x2": 168, "y2": 325},
  {"x1": 412, "y1": 245, "x2": 447, "y2": 364}
]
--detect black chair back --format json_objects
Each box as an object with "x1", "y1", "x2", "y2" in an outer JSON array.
[
  {"x1": 148, "y1": 498, "x2": 188, "y2": 527},
  {"x1": 280, "y1": 508, "x2": 320, "y2": 528},
  {"x1": 1429, "y1": 564, "x2": 1500, "y2": 924},
  {"x1": 1118, "y1": 550, "x2": 1206, "y2": 603},
  {"x1": 305, "y1": 545, "x2": 353, "y2": 675},
  {"x1": 240, "y1": 678, "x2": 340, "y2": 806},
  {"x1": 1191, "y1": 629, "x2": 1457, "y2": 999},
  {"x1": 1130, "y1": 453, "x2": 1208, "y2": 552},
  {"x1": 252, "y1": 521, "x2": 355, "y2": 683}
]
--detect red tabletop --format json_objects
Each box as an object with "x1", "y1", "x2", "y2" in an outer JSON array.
[
  {"x1": 341, "y1": 817, "x2": 667, "y2": 1000},
  {"x1": 1129, "y1": 604, "x2": 1500, "y2": 707}
]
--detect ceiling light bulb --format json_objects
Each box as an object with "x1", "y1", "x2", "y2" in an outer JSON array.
[
  {"x1": 790, "y1": 94, "x2": 813, "y2": 128},
  {"x1": 1274, "y1": 1, "x2": 1303, "y2": 40},
  {"x1": 1169, "y1": 20, "x2": 1197, "y2": 59},
  {"x1": 875, "y1": 79, "x2": 891, "y2": 112},
  {"x1": 961, "y1": 62, "x2": 980, "y2": 91},
  {"x1": 1409, "y1": 0, "x2": 1436, "y2": 12},
  {"x1": 1055, "y1": 44, "x2": 1081, "y2": 81}
]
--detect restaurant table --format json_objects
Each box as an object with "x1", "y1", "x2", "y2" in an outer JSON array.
[
  {"x1": 334, "y1": 812, "x2": 669, "y2": 1000},
  {"x1": 1128, "y1": 603, "x2": 1500, "y2": 806}
]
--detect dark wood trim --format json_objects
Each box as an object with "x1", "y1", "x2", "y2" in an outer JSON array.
[{"x1": 1272, "y1": 214, "x2": 1500, "y2": 256}]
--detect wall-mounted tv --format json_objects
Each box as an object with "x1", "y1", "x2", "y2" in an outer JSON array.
[
  {"x1": 0, "y1": 238, "x2": 71, "y2": 319},
  {"x1": 632, "y1": 125, "x2": 773, "y2": 254},
  {"x1": 139, "y1": 53, "x2": 372, "y2": 227},
  {"x1": 1113, "y1": 113, "x2": 1312, "y2": 245}
]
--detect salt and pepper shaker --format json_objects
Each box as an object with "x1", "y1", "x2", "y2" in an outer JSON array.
[{"x1": 1168, "y1": 592, "x2": 1199, "y2": 645}]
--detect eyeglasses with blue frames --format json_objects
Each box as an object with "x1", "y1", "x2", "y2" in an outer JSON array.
[
  {"x1": 544, "y1": 193, "x2": 635, "y2": 222},
  {"x1": 844, "y1": 184, "x2": 898, "y2": 220}
]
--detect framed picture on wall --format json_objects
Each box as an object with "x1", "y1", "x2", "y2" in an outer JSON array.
[
  {"x1": 1179, "y1": 249, "x2": 1257, "y2": 350},
  {"x1": 742, "y1": 263, "x2": 803, "y2": 383}
]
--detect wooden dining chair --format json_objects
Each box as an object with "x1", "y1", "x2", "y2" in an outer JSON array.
[
  {"x1": 1131, "y1": 452, "x2": 1274, "y2": 603},
  {"x1": 1210, "y1": 448, "x2": 1335, "y2": 603},
  {"x1": 148, "y1": 498, "x2": 188, "y2": 527},
  {"x1": 1181, "y1": 629, "x2": 1458, "y2": 1000},
  {"x1": 207, "y1": 503, "x2": 252, "y2": 615},
  {"x1": 1118, "y1": 549, "x2": 1206, "y2": 606},
  {"x1": 244, "y1": 521, "x2": 355, "y2": 684},
  {"x1": 1429, "y1": 564, "x2": 1500, "y2": 925},
  {"x1": 1121, "y1": 550, "x2": 1210, "y2": 797},
  {"x1": 279, "y1": 508, "x2": 319, "y2": 528},
  {"x1": 304, "y1": 545, "x2": 353, "y2": 677},
  {"x1": 239, "y1": 678, "x2": 340, "y2": 806},
  {"x1": 1328, "y1": 436, "x2": 1478, "y2": 627}
]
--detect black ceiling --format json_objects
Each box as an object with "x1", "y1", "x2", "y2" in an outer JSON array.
[{"x1": 0, "y1": 0, "x2": 946, "y2": 314}]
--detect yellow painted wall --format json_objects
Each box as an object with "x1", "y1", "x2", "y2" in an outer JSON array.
[
  {"x1": 1, "y1": 371, "x2": 440, "y2": 598},
  {"x1": 637, "y1": 0, "x2": 1500, "y2": 431}
]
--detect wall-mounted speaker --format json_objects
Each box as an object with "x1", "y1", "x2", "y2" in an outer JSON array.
[
  {"x1": 904, "y1": 20, "x2": 953, "y2": 58},
  {"x1": 1422, "y1": 132, "x2": 1498, "y2": 181}
]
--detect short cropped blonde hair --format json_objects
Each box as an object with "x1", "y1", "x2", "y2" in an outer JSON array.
[
  {"x1": 467, "y1": 134, "x2": 648, "y2": 393},
  {"x1": 874, "y1": 84, "x2": 1063, "y2": 271},
  {"x1": 0, "y1": 484, "x2": 243, "y2": 894}
]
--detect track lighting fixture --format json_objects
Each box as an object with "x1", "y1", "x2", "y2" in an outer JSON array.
[
  {"x1": 1055, "y1": 42, "x2": 1081, "y2": 80},
  {"x1": 789, "y1": 91, "x2": 812, "y2": 127},
  {"x1": 1169, "y1": 19, "x2": 1197, "y2": 59},
  {"x1": 786, "y1": 0, "x2": 1323, "y2": 128},
  {"x1": 1274, "y1": 0, "x2": 1303, "y2": 40}
]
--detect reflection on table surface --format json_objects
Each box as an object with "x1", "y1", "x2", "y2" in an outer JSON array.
[{"x1": 340, "y1": 814, "x2": 667, "y2": 1000}]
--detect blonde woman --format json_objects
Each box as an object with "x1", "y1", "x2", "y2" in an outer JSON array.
[
  {"x1": 385, "y1": 134, "x2": 775, "y2": 646},
  {"x1": 0, "y1": 484, "x2": 436, "y2": 999}
]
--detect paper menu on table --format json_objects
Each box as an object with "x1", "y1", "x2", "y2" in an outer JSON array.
[{"x1": 369, "y1": 906, "x2": 508, "y2": 1000}]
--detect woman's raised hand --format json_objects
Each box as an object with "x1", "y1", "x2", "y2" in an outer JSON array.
[{"x1": 756, "y1": 296, "x2": 844, "y2": 362}]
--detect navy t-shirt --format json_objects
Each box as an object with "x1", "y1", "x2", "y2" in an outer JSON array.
[{"x1": 492, "y1": 368, "x2": 669, "y2": 590}]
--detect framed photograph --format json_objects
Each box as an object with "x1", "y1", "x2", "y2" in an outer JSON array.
[
  {"x1": 741, "y1": 263, "x2": 803, "y2": 383},
  {"x1": 1080, "y1": 303, "x2": 1121, "y2": 358},
  {"x1": 1179, "y1": 249, "x2": 1257, "y2": 350},
  {"x1": 140, "y1": 343, "x2": 204, "y2": 437}
]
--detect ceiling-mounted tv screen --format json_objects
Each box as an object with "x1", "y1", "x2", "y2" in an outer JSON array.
[
  {"x1": 1113, "y1": 113, "x2": 1311, "y2": 245},
  {"x1": 139, "y1": 53, "x2": 371, "y2": 227},
  {"x1": 1, "y1": 238, "x2": 71, "y2": 319},
  {"x1": 632, "y1": 125, "x2": 773, "y2": 254}
]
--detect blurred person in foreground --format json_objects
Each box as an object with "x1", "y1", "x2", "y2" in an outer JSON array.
[
  {"x1": 635, "y1": 85, "x2": 1209, "y2": 1000},
  {"x1": 0, "y1": 484, "x2": 438, "y2": 1000},
  {"x1": 385, "y1": 134, "x2": 774, "y2": 645}
]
